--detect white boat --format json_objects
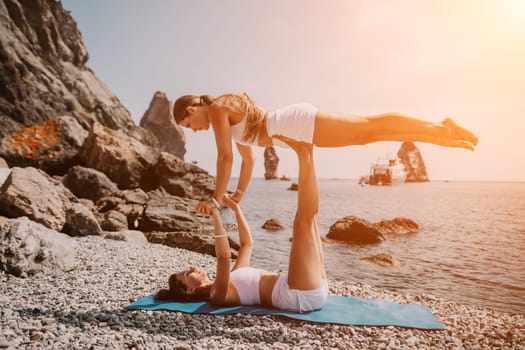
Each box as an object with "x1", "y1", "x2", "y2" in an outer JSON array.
[{"x1": 367, "y1": 157, "x2": 407, "y2": 186}]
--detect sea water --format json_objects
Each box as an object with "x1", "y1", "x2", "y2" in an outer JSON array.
[{"x1": 225, "y1": 178, "x2": 525, "y2": 314}]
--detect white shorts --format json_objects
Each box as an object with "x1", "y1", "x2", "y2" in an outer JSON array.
[
  {"x1": 266, "y1": 103, "x2": 318, "y2": 148},
  {"x1": 271, "y1": 273, "x2": 329, "y2": 313}
]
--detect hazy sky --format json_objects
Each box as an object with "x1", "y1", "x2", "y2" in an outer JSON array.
[{"x1": 62, "y1": 0, "x2": 525, "y2": 181}]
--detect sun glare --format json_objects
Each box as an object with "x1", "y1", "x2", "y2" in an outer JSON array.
[{"x1": 502, "y1": 0, "x2": 525, "y2": 32}]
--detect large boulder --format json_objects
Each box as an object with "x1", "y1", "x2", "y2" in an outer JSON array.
[
  {"x1": 154, "y1": 152, "x2": 214, "y2": 200},
  {"x1": 0, "y1": 167, "x2": 77, "y2": 231},
  {"x1": 99, "y1": 210, "x2": 128, "y2": 232},
  {"x1": 63, "y1": 203, "x2": 103, "y2": 237},
  {"x1": 327, "y1": 216, "x2": 419, "y2": 245},
  {"x1": 264, "y1": 147, "x2": 279, "y2": 180},
  {"x1": 0, "y1": 156, "x2": 8, "y2": 168},
  {"x1": 139, "y1": 91, "x2": 186, "y2": 159},
  {"x1": 96, "y1": 188, "x2": 148, "y2": 230},
  {"x1": 80, "y1": 122, "x2": 160, "y2": 190},
  {"x1": 0, "y1": 0, "x2": 135, "y2": 135},
  {"x1": 0, "y1": 116, "x2": 88, "y2": 174},
  {"x1": 0, "y1": 217, "x2": 78, "y2": 277},
  {"x1": 138, "y1": 189, "x2": 211, "y2": 233},
  {"x1": 397, "y1": 142, "x2": 429, "y2": 182},
  {"x1": 327, "y1": 216, "x2": 386, "y2": 244},
  {"x1": 62, "y1": 165, "x2": 119, "y2": 202}
]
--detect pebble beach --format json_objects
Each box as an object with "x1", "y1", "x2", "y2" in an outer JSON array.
[{"x1": 1, "y1": 236, "x2": 524, "y2": 350}]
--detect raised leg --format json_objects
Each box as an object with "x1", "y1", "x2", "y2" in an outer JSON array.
[
  {"x1": 312, "y1": 112, "x2": 477, "y2": 150},
  {"x1": 273, "y1": 135, "x2": 325, "y2": 291}
]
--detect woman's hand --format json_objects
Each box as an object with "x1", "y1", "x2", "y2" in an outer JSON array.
[
  {"x1": 195, "y1": 200, "x2": 219, "y2": 216},
  {"x1": 230, "y1": 189, "x2": 244, "y2": 203},
  {"x1": 222, "y1": 194, "x2": 240, "y2": 212}
]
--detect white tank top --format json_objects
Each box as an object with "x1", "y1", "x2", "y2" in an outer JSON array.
[
  {"x1": 230, "y1": 120, "x2": 249, "y2": 145},
  {"x1": 230, "y1": 266, "x2": 263, "y2": 305}
]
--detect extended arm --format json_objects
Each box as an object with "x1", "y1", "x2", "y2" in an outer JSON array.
[
  {"x1": 209, "y1": 208, "x2": 231, "y2": 305},
  {"x1": 210, "y1": 104, "x2": 234, "y2": 203},
  {"x1": 222, "y1": 196, "x2": 253, "y2": 270},
  {"x1": 231, "y1": 143, "x2": 255, "y2": 203},
  {"x1": 195, "y1": 104, "x2": 233, "y2": 215}
]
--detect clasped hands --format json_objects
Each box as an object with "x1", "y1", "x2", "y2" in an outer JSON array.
[{"x1": 195, "y1": 192, "x2": 241, "y2": 216}]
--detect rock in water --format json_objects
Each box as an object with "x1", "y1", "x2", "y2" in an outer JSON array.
[
  {"x1": 397, "y1": 142, "x2": 429, "y2": 182},
  {"x1": 139, "y1": 91, "x2": 186, "y2": 160},
  {"x1": 376, "y1": 217, "x2": 419, "y2": 235},
  {"x1": 264, "y1": 147, "x2": 279, "y2": 180},
  {"x1": 326, "y1": 216, "x2": 386, "y2": 244},
  {"x1": 287, "y1": 183, "x2": 298, "y2": 191},
  {"x1": 327, "y1": 216, "x2": 419, "y2": 245},
  {"x1": 0, "y1": 217, "x2": 78, "y2": 277},
  {"x1": 262, "y1": 218, "x2": 284, "y2": 231},
  {"x1": 360, "y1": 253, "x2": 401, "y2": 267}
]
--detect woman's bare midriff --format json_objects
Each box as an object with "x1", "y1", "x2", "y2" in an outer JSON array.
[{"x1": 259, "y1": 271, "x2": 280, "y2": 307}]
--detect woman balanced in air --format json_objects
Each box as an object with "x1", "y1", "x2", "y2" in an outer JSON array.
[
  {"x1": 172, "y1": 93, "x2": 478, "y2": 212},
  {"x1": 157, "y1": 138, "x2": 327, "y2": 312}
]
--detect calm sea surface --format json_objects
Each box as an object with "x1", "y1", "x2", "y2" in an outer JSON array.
[{"x1": 225, "y1": 178, "x2": 525, "y2": 314}]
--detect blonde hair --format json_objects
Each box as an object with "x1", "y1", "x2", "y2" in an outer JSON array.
[{"x1": 173, "y1": 93, "x2": 265, "y2": 144}]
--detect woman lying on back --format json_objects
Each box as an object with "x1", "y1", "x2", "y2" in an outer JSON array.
[{"x1": 157, "y1": 138, "x2": 328, "y2": 313}]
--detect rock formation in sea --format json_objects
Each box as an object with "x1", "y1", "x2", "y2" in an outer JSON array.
[
  {"x1": 0, "y1": 0, "x2": 238, "y2": 276},
  {"x1": 326, "y1": 216, "x2": 418, "y2": 244},
  {"x1": 359, "y1": 253, "x2": 401, "y2": 267},
  {"x1": 139, "y1": 91, "x2": 186, "y2": 160},
  {"x1": 262, "y1": 218, "x2": 284, "y2": 231},
  {"x1": 397, "y1": 142, "x2": 429, "y2": 182},
  {"x1": 264, "y1": 146, "x2": 279, "y2": 179}
]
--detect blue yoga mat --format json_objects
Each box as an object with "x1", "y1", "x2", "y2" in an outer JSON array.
[{"x1": 126, "y1": 294, "x2": 445, "y2": 330}]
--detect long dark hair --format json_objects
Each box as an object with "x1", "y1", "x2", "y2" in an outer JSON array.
[{"x1": 155, "y1": 273, "x2": 209, "y2": 302}]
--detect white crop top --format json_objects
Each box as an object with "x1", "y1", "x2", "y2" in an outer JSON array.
[{"x1": 230, "y1": 266, "x2": 263, "y2": 305}]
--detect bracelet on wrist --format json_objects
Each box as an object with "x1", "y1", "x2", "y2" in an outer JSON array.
[
  {"x1": 235, "y1": 188, "x2": 244, "y2": 195},
  {"x1": 211, "y1": 197, "x2": 221, "y2": 209},
  {"x1": 214, "y1": 234, "x2": 228, "y2": 239}
]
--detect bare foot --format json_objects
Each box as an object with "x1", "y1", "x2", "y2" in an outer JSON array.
[{"x1": 441, "y1": 118, "x2": 478, "y2": 146}]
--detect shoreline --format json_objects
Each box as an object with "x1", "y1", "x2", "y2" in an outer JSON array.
[{"x1": 1, "y1": 236, "x2": 523, "y2": 349}]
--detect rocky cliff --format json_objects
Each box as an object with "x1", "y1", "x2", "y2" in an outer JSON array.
[
  {"x1": 0, "y1": 0, "x2": 135, "y2": 140},
  {"x1": 0, "y1": 0, "x2": 234, "y2": 275},
  {"x1": 397, "y1": 142, "x2": 429, "y2": 182}
]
